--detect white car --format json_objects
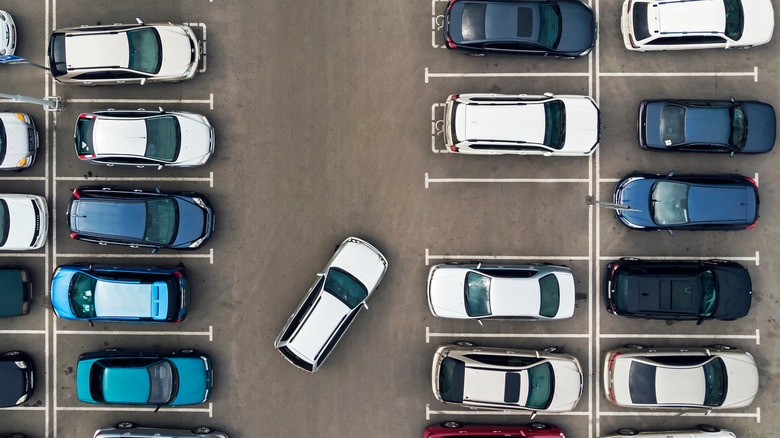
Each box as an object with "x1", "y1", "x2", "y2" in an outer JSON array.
[
  {"x1": 432, "y1": 344, "x2": 583, "y2": 413},
  {"x1": 0, "y1": 10, "x2": 16, "y2": 55},
  {"x1": 427, "y1": 263, "x2": 575, "y2": 321},
  {"x1": 443, "y1": 93, "x2": 600, "y2": 156},
  {"x1": 0, "y1": 113, "x2": 38, "y2": 170},
  {"x1": 0, "y1": 194, "x2": 48, "y2": 250},
  {"x1": 48, "y1": 19, "x2": 200, "y2": 85},
  {"x1": 274, "y1": 237, "x2": 388, "y2": 373},
  {"x1": 95, "y1": 422, "x2": 228, "y2": 438},
  {"x1": 621, "y1": 0, "x2": 774, "y2": 51},
  {"x1": 603, "y1": 425, "x2": 735, "y2": 437},
  {"x1": 604, "y1": 346, "x2": 758, "y2": 410},
  {"x1": 75, "y1": 109, "x2": 214, "y2": 168}
]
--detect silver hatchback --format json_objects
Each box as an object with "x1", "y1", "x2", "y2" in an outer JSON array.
[{"x1": 93, "y1": 422, "x2": 227, "y2": 438}]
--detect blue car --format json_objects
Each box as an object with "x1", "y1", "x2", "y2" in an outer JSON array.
[
  {"x1": 614, "y1": 172, "x2": 759, "y2": 234},
  {"x1": 67, "y1": 186, "x2": 214, "y2": 253},
  {"x1": 638, "y1": 99, "x2": 776, "y2": 155},
  {"x1": 77, "y1": 349, "x2": 212, "y2": 407},
  {"x1": 51, "y1": 264, "x2": 188, "y2": 324}
]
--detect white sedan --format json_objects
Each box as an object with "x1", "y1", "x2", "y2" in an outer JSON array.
[
  {"x1": 0, "y1": 194, "x2": 48, "y2": 250},
  {"x1": 427, "y1": 263, "x2": 575, "y2": 321},
  {"x1": 75, "y1": 109, "x2": 214, "y2": 168},
  {"x1": 0, "y1": 113, "x2": 38, "y2": 170}
]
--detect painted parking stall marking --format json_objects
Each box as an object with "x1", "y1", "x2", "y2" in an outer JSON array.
[
  {"x1": 184, "y1": 22, "x2": 208, "y2": 73},
  {"x1": 431, "y1": 103, "x2": 444, "y2": 153},
  {"x1": 600, "y1": 329, "x2": 760, "y2": 345},
  {"x1": 65, "y1": 93, "x2": 215, "y2": 110},
  {"x1": 599, "y1": 251, "x2": 760, "y2": 266},
  {"x1": 600, "y1": 407, "x2": 761, "y2": 424},
  {"x1": 57, "y1": 171, "x2": 215, "y2": 188},
  {"x1": 425, "y1": 173, "x2": 589, "y2": 188},
  {"x1": 426, "y1": 326, "x2": 589, "y2": 343},
  {"x1": 57, "y1": 402, "x2": 213, "y2": 417},
  {"x1": 57, "y1": 326, "x2": 214, "y2": 341},
  {"x1": 600, "y1": 66, "x2": 759, "y2": 82},
  {"x1": 425, "y1": 248, "x2": 589, "y2": 265},
  {"x1": 57, "y1": 248, "x2": 215, "y2": 264},
  {"x1": 425, "y1": 67, "x2": 589, "y2": 83},
  {"x1": 426, "y1": 403, "x2": 590, "y2": 419}
]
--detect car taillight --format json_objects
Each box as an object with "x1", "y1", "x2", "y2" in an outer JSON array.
[
  {"x1": 79, "y1": 113, "x2": 96, "y2": 119},
  {"x1": 628, "y1": 33, "x2": 638, "y2": 49},
  {"x1": 70, "y1": 232, "x2": 78, "y2": 238},
  {"x1": 447, "y1": 0, "x2": 457, "y2": 10},
  {"x1": 449, "y1": 145, "x2": 459, "y2": 152},
  {"x1": 608, "y1": 352, "x2": 622, "y2": 371},
  {"x1": 448, "y1": 94, "x2": 458, "y2": 101},
  {"x1": 608, "y1": 387, "x2": 617, "y2": 403},
  {"x1": 745, "y1": 176, "x2": 758, "y2": 188},
  {"x1": 446, "y1": 36, "x2": 457, "y2": 49},
  {"x1": 78, "y1": 154, "x2": 96, "y2": 159},
  {"x1": 746, "y1": 218, "x2": 758, "y2": 230},
  {"x1": 72, "y1": 188, "x2": 81, "y2": 199},
  {"x1": 626, "y1": 0, "x2": 632, "y2": 13},
  {"x1": 173, "y1": 270, "x2": 183, "y2": 278},
  {"x1": 610, "y1": 263, "x2": 620, "y2": 277}
]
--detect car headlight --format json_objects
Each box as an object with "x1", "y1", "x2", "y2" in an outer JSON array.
[
  {"x1": 191, "y1": 197, "x2": 207, "y2": 209},
  {"x1": 15, "y1": 113, "x2": 28, "y2": 123},
  {"x1": 189, "y1": 235, "x2": 207, "y2": 248},
  {"x1": 179, "y1": 65, "x2": 193, "y2": 78},
  {"x1": 16, "y1": 157, "x2": 28, "y2": 167},
  {"x1": 0, "y1": 49, "x2": 6, "y2": 55},
  {"x1": 15, "y1": 361, "x2": 27, "y2": 369}
]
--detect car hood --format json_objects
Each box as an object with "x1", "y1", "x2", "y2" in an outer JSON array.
[
  {"x1": 176, "y1": 114, "x2": 213, "y2": 165},
  {"x1": 561, "y1": 97, "x2": 599, "y2": 154},
  {"x1": 331, "y1": 240, "x2": 386, "y2": 292},
  {"x1": 157, "y1": 25, "x2": 196, "y2": 77},
  {"x1": 720, "y1": 354, "x2": 759, "y2": 408},
  {"x1": 556, "y1": 0, "x2": 596, "y2": 55},
  {"x1": 739, "y1": 0, "x2": 774, "y2": 46},
  {"x1": 51, "y1": 267, "x2": 79, "y2": 319},
  {"x1": 0, "y1": 115, "x2": 32, "y2": 168},
  {"x1": 428, "y1": 268, "x2": 469, "y2": 318},
  {"x1": 614, "y1": 177, "x2": 656, "y2": 228},
  {"x1": 741, "y1": 102, "x2": 776, "y2": 153},
  {"x1": 170, "y1": 197, "x2": 208, "y2": 248},
  {"x1": 712, "y1": 266, "x2": 752, "y2": 319},
  {"x1": 0, "y1": 361, "x2": 25, "y2": 407},
  {"x1": 2, "y1": 194, "x2": 41, "y2": 249},
  {"x1": 547, "y1": 358, "x2": 582, "y2": 411},
  {"x1": 169, "y1": 356, "x2": 210, "y2": 405},
  {"x1": 0, "y1": 270, "x2": 25, "y2": 317}
]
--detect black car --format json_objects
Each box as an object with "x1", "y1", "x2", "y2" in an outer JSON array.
[
  {"x1": 443, "y1": 0, "x2": 596, "y2": 58},
  {"x1": 67, "y1": 186, "x2": 214, "y2": 252},
  {"x1": 614, "y1": 172, "x2": 759, "y2": 234},
  {"x1": 638, "y1": 98, "x2": 776, "y2": 155},
  {"x1": 604, "y1": 258, "x2": 752, "y2": 324},
  {"x1": 0, "y1": 351, "x2": 34, "y2": 407},
  {"x1": 0, "y1": 267, "x2": 31, "y2": 318}
]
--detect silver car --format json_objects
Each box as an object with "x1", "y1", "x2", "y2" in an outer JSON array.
[
  {"x1": 94, "y1": 423, "x2": 227, "y2": 438},
  {"x1": 427, "y1": 262, "x2": 576, "y2": 321},
  {"x1": 603, "y1": 425, "x2": 735, "y2": 437},
  {"x1": 432, "y1": 343, "x2": 583, "y2": 414},
  {"x1": 274, "y1": 237, "x2": 388, "y2": 373}
]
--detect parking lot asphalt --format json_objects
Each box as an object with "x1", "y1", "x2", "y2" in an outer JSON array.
[{"x1": 0, "y1": 0, "x2": 779, "y2": 437}]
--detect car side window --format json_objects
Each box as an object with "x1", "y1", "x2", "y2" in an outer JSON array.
[
  {"x1": 465, "y1": 353, "x2": 541, "y2": 368},
  {"x1": 481, "y1": 268, "x2": 537, "y2": 278},
  {"x1": 647, "y1": 35, "x2": 726, "y2": 46},
  {"x1": 73, "y1": 72, "x2": 116, "y2": 80}
]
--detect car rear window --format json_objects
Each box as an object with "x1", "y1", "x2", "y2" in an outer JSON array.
[
  {"x1": 538, "y1": 274, "x2": 560, "y2": 318},
  {"x1": 48, "y1": 32, "x2": 68, "y2": 77},
  {"x1": 75, "y1": 117, "x2": 95, "y2": 156},
  {"x1": 461, "y1": 4, "x2": 487, "y2": 41},
  {"x1": 439, "y1": 357, "x2": 465, "y2": 403},
  {"x1": 628, "y1": 361, "x2": 657, "y2": 404},
  {"x1": 632, "y1": 2, "x2": 651, "y2": 40}
]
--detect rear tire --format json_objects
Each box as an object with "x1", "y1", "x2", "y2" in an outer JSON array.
[
  {"x1": 180, "y1": 349, "x2": 195, "y2": 354},
  {"x1": 441, "y1": 421, "x2": 462, "y2": 429},
  {"x1": 708, "y1": 344, "x2": 733, "y2": 350},
  {"x1": 454, "y1": 340, "x2": 474, "y2": 347},
  {"x1": 192, "y1": 426, "x2": 213, "y2": 434},
  {"x1": 102, "y1": 348, "x2": 119, "y2": 352},
  {"x1": 623, "y1": 344, "x2": 645, "y2": 350},
  {"x1": 529, "y1": 422, "x2": 549, "y2": 430},
  {"x1": 696, "y1": 425, "x2": 720, "y2": 433},
  {"x1": 9, "y1": 434, "x2": 27, "y2": 438},
  {"x1": 616, "y1": 429, "x2": 637, "y2": 436},
  {"x1": 115, "y1": 422, "x2": 136, "y2": 429}
]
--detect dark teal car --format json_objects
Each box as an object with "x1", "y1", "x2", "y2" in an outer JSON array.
[{"x1": 77, "y1": 349, "x2": 212, "y2": 407}]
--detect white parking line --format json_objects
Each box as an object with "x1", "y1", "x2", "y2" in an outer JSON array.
[
  {"x1": 599, "y1": 251, "x2": 760, "y2": 266},
  {"x1": 57, "y1": 248, "x2": 215, "y2": 264},
  {"x1": 601, "y1": 172, "x2": 759, "y2": 185},
  {"x1": 57, "y1": 171, "x2": 214, "y2": 188},
  {"x1": 58, "y1": 326, "x2": 213, "y2": 341},
  {"x1": 426, "y1": 248, "x2": 589, "y2": 266},
  {"x1": 600, "y1": 66, "x2": 758, "y2": 82},
  {"x1": 65, "y1": 93, "x2": 215, "y2": 110},
  {"x1": 425, "y1": 67, "x2": 589, "y2": 83},
  {"x1": 426, "y1": 404, "x2": 590, "y2": 420},
  {"x1": 426, "y1": 327, "x2": 590, "y2": 343},
  {"x1": 600, "y1": 329, "x2": 760, "y2": 345},
  {"x1": 0, "y1": 176, "x2": 46, "y2": 181},
  {"x1": 431, "y1": 103, "x2": 445, "y2": 153},
  {"x1": 425, "y1": 173, "x2": 589, "y2": 188},
  {"x1": 57, "y1": 403, "x2": 213, "y2": 417},
  {"x1": 4, "y1": 406, "x2": 47, "y2": 411},
  {"x1": 0, "y1": 329, "x2": 46, "y2": 335},
  {"x1": 600, "y1": 407, "x2": 760, "y2": 423}
]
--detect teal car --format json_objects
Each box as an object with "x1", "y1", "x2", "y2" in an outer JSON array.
[{"x1": 77, "y1": 349, "x2": 212, "y2": 407}]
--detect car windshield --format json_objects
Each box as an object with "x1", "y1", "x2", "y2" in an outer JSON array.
[
  {"x1": 660, "y1": 105, "x2": 687, "y2": 146},
  {"x1": 0, "y1": 199, "x2": 8, "y2": 248},
  {"x1": 70, "y1": 272, "x2": 98, "y2": 318},
  {"x1": 699, "y1": 270, "x2": 718, "y2": 317},
  {"x1": 147, "y1": 360, "x2": 176, "y2": 404},
  {"x1": 145, "y1": 116, "x2": 181, "y2": 162},
  {"x1": 75, "y1": 117, "x2": 95, "y2": 156},
  {"x1": 0, "y1": 118, "x2": 6, "y2": 163},
  {"x1": 526, "y1": 362, "x2": 554, "y2": 409},
  {"x1": 723, "y1": 0, "x2": 744, "y2": 41},
  {"x1": 538, "y1": 274, "x2": 560, "y2": 318},
  {"x1": 650, "y1": 181, "x2": 690, "y2": 226},
  {"x1": 729, "y1": 105, "x2": 747, "y2": 149},
  {"x1": 142, "y1": 198, "x2": 178, "y2": 245},
  {"x1": 127, "y1": 28, "x2": 162, "y2": 74},
  {"x1": 537, "y1": 3, "x2": 561, "y2": 48},
  {"x1": 465, "y1": 271, "x2": 491, "y2": 317},
  {"x1": 324, "y1": 267, "x2": 368, "y2": 309},
  {"x1": 703, "y1": 357, "x2": 727, "y2": 406},
  {"x1": 543, "y1": 100, "x2": 565, "y2": 149},
  {"x1": 439, "y1": 357, "x2": 465, "y2": 403}
]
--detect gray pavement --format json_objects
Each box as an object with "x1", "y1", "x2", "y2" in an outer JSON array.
[{"x1": 0, "y1": 0, "x2": 778, "y2": 437}]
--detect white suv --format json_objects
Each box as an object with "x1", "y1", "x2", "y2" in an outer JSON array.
[
  {"x1": 443, "y1": 93, "x2": 600, "y2": 156},
  {"x1": 621, "y1": 0, "x2": 774, "y2": 51}
]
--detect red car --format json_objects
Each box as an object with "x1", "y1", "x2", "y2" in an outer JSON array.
[{"x1": 424, "y1": 421, "x2": 567, "y2": 437}]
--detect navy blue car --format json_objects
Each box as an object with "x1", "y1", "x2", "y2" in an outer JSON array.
[
  {"x1": 614, "y1": 172, "x2": 759, "y2": 234},
  {"x1": 67, "y1": 186, "x2": 214, "y2": 252},
  {"x1": 443, "y1": 0, "x2": 597, "y2": 58},
  {"x1": 51, "y1": 264, "x2": 188, "y2": 324},
  {"x1": 638, "y1": 99, "x2": 776, "y2": 155}
]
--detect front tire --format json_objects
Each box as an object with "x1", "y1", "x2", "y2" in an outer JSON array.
[
  {"x1": 696, "y1": 425, "x2": 721, "y2": 433},
  {"x1": 529, "y1": 422, "x2": 549, "y2": 430},
  {"x1": 616, "y1": 429, "x2": 637, "y2": 436},
  {"x1": 441, "y1": 421, "x2": 462, "y2": 429},
  {"x1": 192, "y1": 426, "x2": 213, "y2": 434},
  {"x1": 454, "y1": 340, "x2": 474, "y2": 347},
  {"x1": 115, "y1": 422, "x2": 136, "y2": 429}
]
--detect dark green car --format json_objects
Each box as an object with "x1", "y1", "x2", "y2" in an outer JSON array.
[{"x1": 0, "y1": 267, "x2": 32, "y2": 317}]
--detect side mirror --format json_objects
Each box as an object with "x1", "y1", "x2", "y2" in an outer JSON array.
[
  {"x1": 730, "y1": 151, "x2": 735, "y2": 157},
  {"x1": 136, "y1": 18, "x2": 144, "y2": 25},
  {"x1": 666, "y1": 170, "x2": 674, "y2": 178},
  {"x1": 362, "y1": 302, "x2": 369, "y2": 310},
  {"x1": 543, "y1": 92, "x2": 553, "y2": 98},
  {"x1": 543, "y1": 152, "x2": 553, "y2": 157},
  {"x1": 530, "y1": 411, "x2": 538, "y2": 420},
  {"x1": 154, "y1": 405, "x2": 161, "y2": 413},
  {"x1": 696, "y1": 318, "x2": 704, "y2": 326},
  {"x1": 157, "y1": 164, "x2": 164, "y2": 170},
  {"x1": 729, "y1": 96, "x2": 736, "y2": 103},
  {"x1": 139, "y1": 78, "x2": 146, "y2": 86},
  {"x1": 667, "y1": 229, "x2": 674, "y2": 237},
  {"x1": 151, "y1": 247, "x2": 159, "y2": 255},
  {"x1": 155, "y1": 187, "x2": 162, "y2": 194},
  {"x1": 88, "y1": 320, "x2": 94, "y2": 327},
  {"x1": 477, "y1": 319, "x2": 483, "y2": 326}
]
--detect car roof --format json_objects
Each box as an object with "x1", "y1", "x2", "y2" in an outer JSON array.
[
  {"x1": 101, "y1": 366, "x2": 151, "y2": 403},
  {"x1": 287, "y1": 292, "x2": 350, "y2": 363},
  {"x1": 490, "y1": 277, "x2": 541, "y2": 316},
  {"x1": 619, "y1": 271, "x2": 703, "y2": 315},
  {"x1": 656, "y1": 0, "x2": 725, "y2": 35},
  {"x1": 93, "y1": 119, "x2": 148, "y2": 157},
  {"x1": 686, "y1": 183, "x2": 752, "y2": 224},
  {"x1": 71, "y1": 198, "x2": 147, "y2": 239},
  {"x1": 93, "y1": 279, "x2": 168, "y2": 319},
  {"x1": 456, "y1": 102, "x2": 545, "y2": 143},
  {"x1": 65, "y1": 33, "x2": 129, "y2": 70},
  {"x1": 463, "y1": 367, "x2": 527, "y2": 405}
]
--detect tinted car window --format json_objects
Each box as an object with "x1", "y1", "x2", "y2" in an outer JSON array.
[
  {"x1": 729, "y1": 105, "x2": 746, "y2": 148},
  {"x1": 543, "y1": 100, "x2": 565, "y2": 149},
  {"x1": 723, "y1": 0, "x2": 744, "y2": 40},
  {"x1": 465, "y1": 271, "x2": 491, "y2": 317},
  {"x1": 324, "y1": 268, "x2": 367, "y2": 308},
  {"x1": 700, "y1": 270, "x2": 717, "y2": 316},
  {"x1": 703, "y1": 357, "x2": 727, "y2": 406},
  {"x1": 526, "y1": 362, "x2": 553, "y2": 409},
  {"x1": 650, "y1": 181, "x2": 690, "y2": 225},
  {"x1": 49, "y1": 33, "x2": 67, "y2": 76},
  {"x1": 461, "y1": 4, "x2": 487, "y2": 41},
  {"x1": 145, "y1": 116, "x2": 181, "y2": 162},
  {"x1": 628, "y1": 361, "x2": 657, "y2": 404},
  {"x1": 0, "y1": 119, "x2": 5, "y2": 161},
  {"x1": 147, "y1": 360, "x2": 175, "y2": 404},
  {"x1": 0, "y1": 199, "x2": 10, "y2": 247},
  {"x1": 75, "y1": 118, "x2": 95, "y2": 156},
  {"x1": 660, "y1": 104, "x2": 686, "y2": 145},
  {"x1": 465, "y1": 354, "x2": 541, "y2": 368},
  {"x1": 537, "y1": 3, "x2": 561, "y2": 47},
  {"x1": 439, "y1": 357, "x2": 465, "y2": 403},
  {"x1": 143, "y1": 198, "x2": 178, "y2": 245},
  {"x1": 89, "y1": 362, "x2": 106, "y2": 402},
  {"x1": 504, "y1": 372, "x2": 521, "y2": 403},
  {"x1": 71, "y1": 273, "x2": 98, "y2": 318},
  {"x1": 632, "y1": 2, "x2": 650, "y2": 40},
  {"x1": 127, "y1": 28, "x2": 162, "y2": 74},
  {"x1": 538, "y1": 274, "x2": 560, "y2": 317}
]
